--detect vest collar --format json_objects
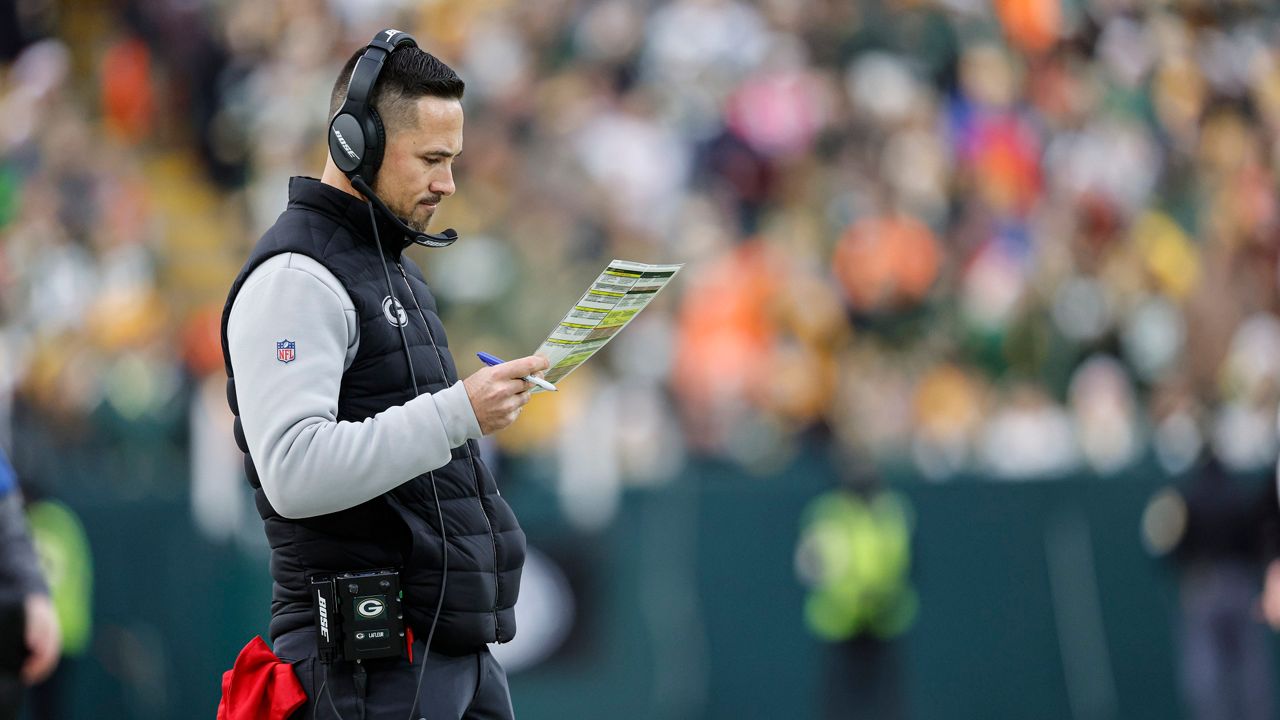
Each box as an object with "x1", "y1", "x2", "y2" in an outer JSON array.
[{"x1": 286, "y1": 176, "x2": 413, "y2": 255}]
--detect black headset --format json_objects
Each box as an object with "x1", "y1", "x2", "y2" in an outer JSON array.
[{"x1": 328, "y1": 28, "x2": 459, "y2": 248}]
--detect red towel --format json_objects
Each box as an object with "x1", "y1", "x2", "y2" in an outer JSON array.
[{"x1": 216, "y1": 636, "x2": 307, "y2": 720}]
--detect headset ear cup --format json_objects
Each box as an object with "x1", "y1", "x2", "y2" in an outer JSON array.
[
  {"x1": 361, "y1": 106, "x2": 387, "y2": 186},
  {"x1": 329, "y1": 113, "x2": 367, "y2": 175}
]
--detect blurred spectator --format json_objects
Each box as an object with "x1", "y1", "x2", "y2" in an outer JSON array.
[
  {"x1": 833, "y1": 210, "x2": 941, "y2": 314},
  {"x1": 795, "y1": 461, "x2": 914, "y2": 720},
  {"x1": 0, "y1": 447, "x2": 59, "y2": 720},
  {"x1": 19, "y1": 493, "x2": 91, "y2": 720},
  {"x1": 1145, "y1": 450, "x2": 1280, "y2": 720}
]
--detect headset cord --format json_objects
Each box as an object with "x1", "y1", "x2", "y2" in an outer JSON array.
[
  {"x1": 369, "y1": 201, "x2": 421, "y2": 399},
  {"x1": 320, "y1": 665, "x2": 343, "y2": 719},
  {"x1": 394, "y1": 262, "x2": 478, "y2": 720},
  {"x1": 366, "y1": 200, "x2": 449, "y2": 720},
  {"x1": 407, "y1": 477, "x2": 447, "y2": 720}
]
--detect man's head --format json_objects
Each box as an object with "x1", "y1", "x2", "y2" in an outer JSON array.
[{"x1": 328, "y1": 45, "x2": 465, "y2": 233}]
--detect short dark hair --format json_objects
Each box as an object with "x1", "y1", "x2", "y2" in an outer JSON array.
[{"x1": 329, "y1": 45, "x2": 465, "y2": 129}]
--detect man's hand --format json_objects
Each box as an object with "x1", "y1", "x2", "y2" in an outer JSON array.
[
  {"x1": 1263, "y1": 559, "x2": 1280, "y2": 630},
  {"x1": 463, "y1": 355, "x2": 550, "y2": 435},
  {"x1": 21, "y1": 593, "x2": 60, "y2": 686}
]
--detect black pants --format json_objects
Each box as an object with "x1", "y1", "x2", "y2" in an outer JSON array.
[
  {"x1": 0, "y1": 603, "x2": 23, "y2": 720},
  {"x1": 0, "y1": 674, "x2": 20, "y2": 720},
  {"x1": 1179, "y1": 562, "x2": 1273, "y2": 720},
  {"x1": 274, "y1": 629, "x2": 514, "y2": 720}
]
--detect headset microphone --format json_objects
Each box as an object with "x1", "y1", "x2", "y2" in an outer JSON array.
[{"x1": 348, "y1": 176, "x2": 458, "y2": 248}]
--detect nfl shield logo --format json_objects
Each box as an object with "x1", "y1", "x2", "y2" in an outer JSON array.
[{"x1": 276, "y1": 339, "x2": 296, "y2": 364}]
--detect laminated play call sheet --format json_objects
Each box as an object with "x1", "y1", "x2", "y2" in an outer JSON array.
[{"x1": 532, "y1": 259, "x2": 683, "y2": 390}]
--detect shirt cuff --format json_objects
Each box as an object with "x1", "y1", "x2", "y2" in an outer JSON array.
[{"x1": 433, "y1": 381, "x2": 483, "y2": 446}]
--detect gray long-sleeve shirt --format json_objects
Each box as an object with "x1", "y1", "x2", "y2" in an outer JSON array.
[{"x1": 227, "y1": 252, "x2": 482, "y2": 519}]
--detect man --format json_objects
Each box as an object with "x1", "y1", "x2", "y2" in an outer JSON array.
[
  {"x1": 1171, "y1": 452, "x2": 1279, "y2": 720},
  {"x1": 0, "y1": 449, "x2": 60, "y2": 720},
  {"x1": 220, "y1": 34, "x2": 546, "y2": 719}
]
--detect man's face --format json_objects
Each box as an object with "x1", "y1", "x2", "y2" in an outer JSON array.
[{"x1": 371, "y1": 95, "x2": 463, "y2": 233}]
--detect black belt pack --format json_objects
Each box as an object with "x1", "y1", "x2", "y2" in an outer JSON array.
[{"x1": 308, "y1": 568, "x2": 406, "y2": 663}]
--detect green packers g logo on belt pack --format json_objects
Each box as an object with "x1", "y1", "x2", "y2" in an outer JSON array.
[{"x1": 356, "y1": 597, "x2": 385, "y2": 619}]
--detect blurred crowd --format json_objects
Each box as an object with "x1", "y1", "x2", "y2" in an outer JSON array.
[{"x1": 1, "y1": 0, "x2": 1280, "y2": 514}]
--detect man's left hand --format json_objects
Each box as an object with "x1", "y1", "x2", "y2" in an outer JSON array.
[{"x1": 21, "y1": 593, "x2": 61, "y2": 685}]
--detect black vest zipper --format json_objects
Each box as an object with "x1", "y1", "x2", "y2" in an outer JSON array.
[{"x1": 396, "y1": 262, "x2": 503, "y2": 637}]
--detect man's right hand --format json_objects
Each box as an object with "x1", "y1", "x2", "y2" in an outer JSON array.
[{"x1": 463, "y1": 355, "x2": 550, "y2": 435}]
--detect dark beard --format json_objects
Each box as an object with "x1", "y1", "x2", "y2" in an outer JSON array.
[
  {"x1": 402, "y1": 213, "x2": 429, "y2": 234},
  {"x1": 371, "y1": 182, "x2": 433, "y2": 234},
  {"x1": 382, "y1": 203, "x2": 428, "y2": 234}
]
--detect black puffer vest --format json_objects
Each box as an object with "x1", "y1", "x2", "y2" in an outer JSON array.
[{"x1": 219, "y1": 177, "x2": 524, "y2": 653}]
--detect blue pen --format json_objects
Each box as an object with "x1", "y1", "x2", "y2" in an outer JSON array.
[{"x1": 477, "y1": 352, "x2": 557, "y2": 392}]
